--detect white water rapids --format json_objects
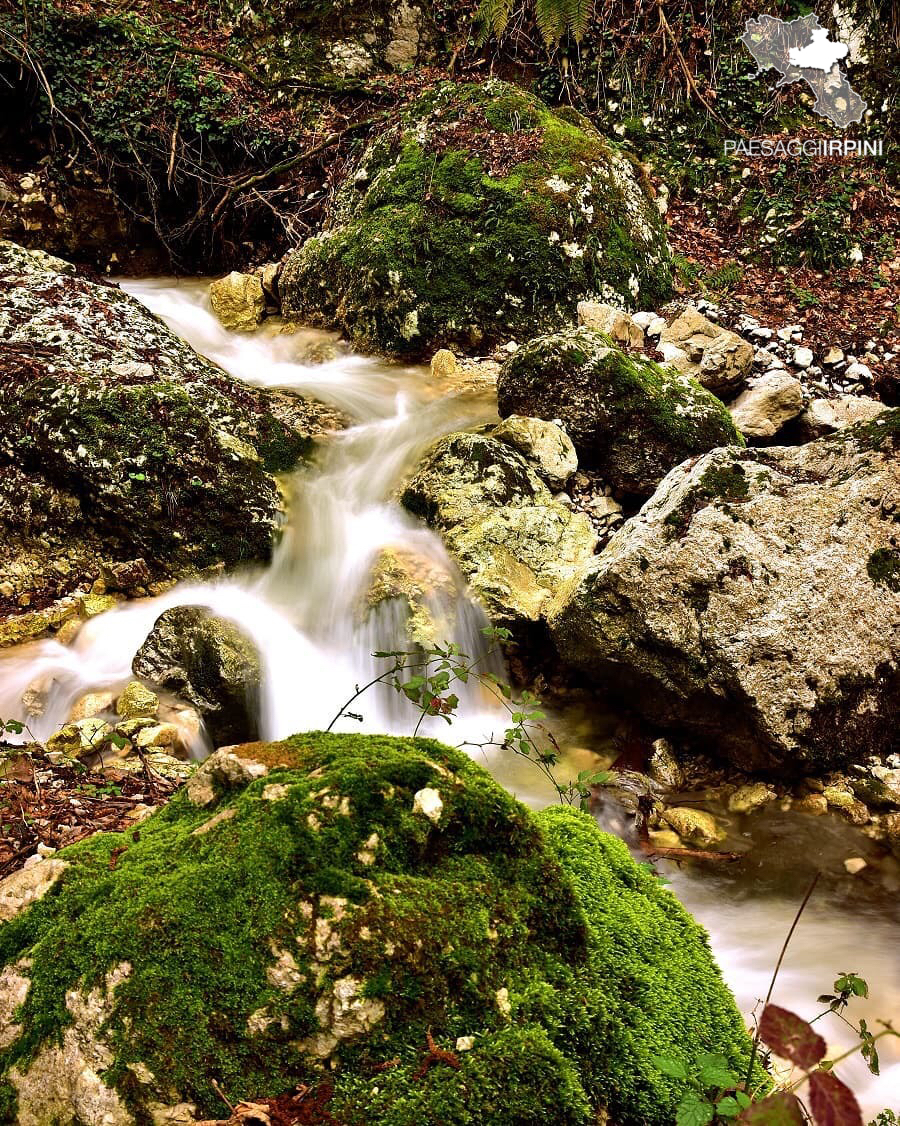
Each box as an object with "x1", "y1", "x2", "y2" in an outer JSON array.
[{"x1": 1, "y1": 280, "x2": 897, "y2": 1115}]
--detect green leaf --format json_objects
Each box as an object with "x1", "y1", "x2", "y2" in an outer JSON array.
[
  {"x1": 717, "y1": 1096, "x2": 742, "y2": 1118},
  {"x1": 676, "y1": 1093, "x2": 714, "y2": 1126},
  {"x1": 697, "y1": 1052, "x2": 737, "y2": 1089},
  {"x1": 651, "y1": 1054, "x2": 689, "y2": 1079}
]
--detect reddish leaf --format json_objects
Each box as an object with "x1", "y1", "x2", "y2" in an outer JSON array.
[
  {"x1": 758, "y1": 1004, "x2": 827, "y2": 1068},
  {"x1": 809, "y1": 1071, "x2": 863, "y2": 1126},
  {"x1": 738, "y1": 1091, "x2": 805, "y2": 1124}
]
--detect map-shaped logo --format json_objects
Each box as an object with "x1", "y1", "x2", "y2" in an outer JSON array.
[{"x1": 741, "y1": 14, "x2": 867, "y2": 127}]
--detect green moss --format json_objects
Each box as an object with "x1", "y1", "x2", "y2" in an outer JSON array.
[
  {"x1": 281, "y1": 81, "x2": 673, "y2": 357},
  {"x1": 0, "y1": 734, "x2": 753, "y2": 1124},
  {"x1": 497, "y1": 328, "x2": 743, "y2": 497},
  {"x1": 867, "y1": 547, "x2": 900, "y2": 592}
]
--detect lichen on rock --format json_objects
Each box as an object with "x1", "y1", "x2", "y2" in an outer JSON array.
[
  {"x1": 548, "y1": 413, "x2": 900, "y2": 772},
  {"x1": 0, "y1": 732, "x2": 754, "y2": 1124},
  {"x1": 401, "y1": 431, "x2": 596, "y2": 627},
  {"x1": 280, "y1": 81, "x2": 672, "y2": 357}
]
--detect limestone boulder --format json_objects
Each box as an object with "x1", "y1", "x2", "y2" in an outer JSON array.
[
  {"x1": 659, "y1": 307, "x2": 754, "y2": 398},
  {"x1": 728, "y1": 370, "x2": 805, "y2": 440},
  {"x1": 208, "y1": 271, "x2": 266, "y2": 332},
  {"x1": 549, "y1": 413, "x2": 900, "y2": 772},
  {"x1": 401, "y1": 431, "x2": 596, "y2": 626},
  {"x1": 0, "y1": 731, "x2": 754, "y2": 1124}
]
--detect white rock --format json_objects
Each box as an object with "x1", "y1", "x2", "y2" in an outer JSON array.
[
  {"x1": 792, "y1": 346, "x2": 814, "y2": 369},
  {"x1": 844, "y1": 857, "x2": 867, "y2": 875},
  {"x1": 845, "y1": 362, "x2": 872, "y2": 380},
  {"x1": 646, "y1": 316, "x2": 666, "y2": 337},
  {"x1": 631, "y1": 311, "x2": 656, "y2": 329},
  {"x1": 823, "y1": 347, "x2": 845, "y2": 365},
  {"x1": 412, "y1": 787, "x2": 443, "y2": 824},
  {"x1": 801, "y1": 396, "x2": 888, "y2": 435},
  {"x1": 576, "y1": 301, "x2": 644, "y2": 348},
  {"x1": 456, "y1": 1035, "x2": 476, "y2": 1051},
  {"x1": 729, "y1": 371, "x2": 804, "y2": 439}
]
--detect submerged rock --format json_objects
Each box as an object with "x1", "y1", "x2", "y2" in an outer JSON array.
[
  {"x1": 280, "y1": 81, "x2": 671, "y2": 356},
  {"x1": 0, "y1": 241, "x2": 329, "y2": 648},
  {"x1": 0, "y1": 732, "x2": 754, "y2": 1124},
  {"x1": 132, "y1": 606, "x2": 261, "y2": 749},
  {"x1": 402, "y1": 431, "x2": 596, "y2": 626},
  {"x1": 497, "y1": 329, "x2": 743, "y2": 498},
  {"x1": 549, "y1": 414, "x2": 900, "y2": 773}
]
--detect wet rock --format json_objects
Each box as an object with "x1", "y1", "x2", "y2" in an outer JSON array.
[
  {"x1": 209, "y1": 271, "x2": 266, "y2": 332},
  {"x1": 429, "y1": 348, "x2": 457, "y2": 379},
  {"x1": 401, "y1": 431, "x2": 596, "y2": 626},
  {"x1": 497, "y1": 328, "x2": 742, "y2": 498},
  {"x1": 659, "y1": 307, "x2": 753, "y2": 397},
  {"x1": 548, "y1": 416, "x2": 900, "y2": 773},
  {"x1": 0, "y1": 732, "x2": 754, "y2": 1123},
  {"x1": 648, "y1": 829, "x2": 682, "y2": 849},
  {"x1": 728, "y1": 371, "x2": 804, "y2": 440},
  {"x1": 843, "y1": 857, "x2": 867, "y2": 875},
  {"x1": 115, "y1": 681, "x2": 159, "y2": 721},
  {"x1": 792, "y1": 793, "x2": 828, "y2": 815},
  {"x1": 648, "y1": 738, "x2": 683, "y2": 790},
  {"x1": 363, "y1": 546, "x2": 458, "y2": 645},
  {"x1": 661, "y1": 807, "x2": 726, "y2": 848},
  {"x1": 281, "y1": 81, "x2": 671, "y2": 357},
  {"x1": 132, "y1": 606, "x2": 262, "y2": 748},
  {"x1": 727, "y1": 783, "x2": 776, "y2": 814},
  {"x1": 493, "y1": 415, "x2": 578, "y2": 490},
  {"x1": 823, "y1": 786, "x2": 870, "y2": 825},
  {"x1": 0, "y1": 241, "x2": 323, "y2": 648}
]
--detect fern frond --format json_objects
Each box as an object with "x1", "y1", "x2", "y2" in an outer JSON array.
[
  {"x1": 473, "y1": 0, "x2": 516, "y2": 43},
  {"x1": 534, "y1": 0, "x2": 567, "y2": 45}
]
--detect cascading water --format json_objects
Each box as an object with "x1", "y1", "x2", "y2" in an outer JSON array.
[
  {"x1": 0, "y1": 280, "x2": 896, "y2": 1114},
  {"x1": 0, "y1": 279, "x2": 512, "y2": 764}
]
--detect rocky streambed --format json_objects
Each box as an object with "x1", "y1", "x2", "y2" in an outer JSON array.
[{"x1": 0, "y1": 176, "x2": 897, "y2": 1121}]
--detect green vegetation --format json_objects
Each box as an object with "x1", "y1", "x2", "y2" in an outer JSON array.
[{"x1": 0, "y1": 732, "x2": 754, "y2": 1124}]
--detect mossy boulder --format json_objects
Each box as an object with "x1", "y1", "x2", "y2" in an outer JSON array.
[
  {"x1": 0, "y1": 241, "x2": 332, "y2": 645},
  {"x1": 548, "y1": 417, "x2": 900, "y2": 772},
  {"x1": 0, "y1": 733, "x2": 753, "y2": 1124},
  {"x1": 280, "y1": 81, "x2": 672, "y2": 357},
  {"x1": 401, "y1": 431, "x2": 596, "y2": 626},
  {"x1": 497, "y1": 328, "x2": 744, "y2": 497}
]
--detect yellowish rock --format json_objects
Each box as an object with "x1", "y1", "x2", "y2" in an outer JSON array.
[
  {"x1": 661, "y1": 807, "x2": 726, "y2": 848},
  {"x1": 116, "y1": 681, "x2": 160, "y2": 721}
]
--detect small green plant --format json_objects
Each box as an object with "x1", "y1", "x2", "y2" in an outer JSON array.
[{"x1": 327, "y1": 627, "x2": 612, "y2": 806}]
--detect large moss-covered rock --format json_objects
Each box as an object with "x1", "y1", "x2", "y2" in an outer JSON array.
[
  {"x1": 497, "y1": 328, "x2": 743, "y2": 497},
  {"x1": 548, "y1": 413, "x2": 900, "y2": 773},
  {"x1": 0, "y1": 242, "x2": 330, "y2": 647},
  {"x1": 280, "y1": 81, "x2": 672, "y2": 357},
  {"x1": 402, "y1": 431, "x2": 596, "y2": 626},
  {"x1": 0, "y1": 733, "x2": 753, "y2": 1124},
  {"x1": 132, "y1": 607, "x2": 262, "y2": 749}
]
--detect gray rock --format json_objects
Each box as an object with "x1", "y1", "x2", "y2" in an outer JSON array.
[
  {"x1": 548, "y1": 416, "x2": 900, "y2": 772},
  {"x1": 133, "y1": 606, "x2": 262, "y2": 748}
]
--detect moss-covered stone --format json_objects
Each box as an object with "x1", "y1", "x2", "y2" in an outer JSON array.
[
  {"x1": 497, "y1": 328, "x2": 744, "y2": 497},
  {"x1": 0, "y1": 733, "x2": 753, "y2": 1124},
  {"x1": 867, "y1": 547, "x2": 900, "y2": 592},
  {"x1": 280, "y1": 81, "x2": 672, "y2": 357}
]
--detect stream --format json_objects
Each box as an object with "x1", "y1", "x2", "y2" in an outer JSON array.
[{"x1": 1, "y1": 280, "x2": 897, "y2": 1115}]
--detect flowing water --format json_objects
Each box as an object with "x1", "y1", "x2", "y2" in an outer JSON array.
[{"x1": 1, "y1": 281, "x2": 897, "y2": 1114}]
